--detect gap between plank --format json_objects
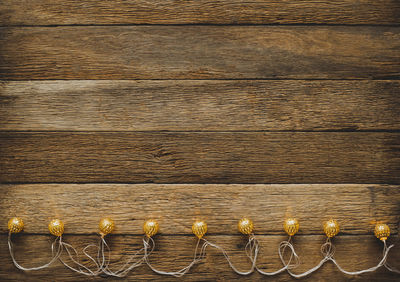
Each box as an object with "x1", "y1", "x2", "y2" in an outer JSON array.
[
  {"x1": 1, "y1": 23, "x2": 400, "y2": 28},
  {"x1": 1, "y1": 130, "x2": 400, "y2": 133}
]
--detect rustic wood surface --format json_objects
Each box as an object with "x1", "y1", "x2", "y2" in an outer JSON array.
[
  {"x1": 1, "y1": 0, "x2": 400, "y2": 26},
  {"x1": 1, "y1": 80, "x2": 399, "y2": 131},
  {"x1": 1, "y1": 0, "x2": 399, "y2": 280},
  {"x1": 0, "y1": 234, "x2": 399, "y2": 281},
  {"x1": 1, "y1": 26, "x2": 400, "y2": 80},
  {"x1": 1, "y1": 132, "x2": 399, "y2": 184},
  {"x1": 0, "y1": 184, "x2": 398, "y2": 235}
]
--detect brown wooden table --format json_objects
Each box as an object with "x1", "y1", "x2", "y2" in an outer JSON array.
[{"x1": 0, "y1": 1, "x2": 399, "y2": 280}]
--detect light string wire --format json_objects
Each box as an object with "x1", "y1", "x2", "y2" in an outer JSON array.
[
  {"x1": 99, "y1": 235, "x2": 147, "y2": 277},
  {"x1": 105, "y1": 234, "x2": 399, "y2": 278},
  {"x1": 95, "y1": 233, "x2": 260, "y2": 277},
  {"x1": 282, "y1": 238, "x2": 397, "y2": 278},
  {"x1": 201, "y1": 234, "x2": 258, "y2": 275},
  {"x1": 383, "y1": 240, "x2": 400, "y2": 274},
  {"x1": 56, "y1": 234, "x2": 149, "y2": 278},
  {"x1": 58, "y1": 233, "x2": 400, "y2": 278},
  {"x1": 8, "y1": 232, "x2": 62, "y2": 271},
  {"x1": 256, "y1": 235, "x2": 300, "y2": 276},
  {"x1": 57, "y1": 238, "x2": 102, "y2": 276},
  {"x1": 7, "y1": 222, "x2": 400, "y2": 278},
  {"x1": 142, "y1": 236, "x2": 208, "y2": 277}
]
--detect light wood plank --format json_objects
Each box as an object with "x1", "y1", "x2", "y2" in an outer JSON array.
[
  {"x1": 0, "y1": 184, "x2": 398, "y2": 234},
  {"x1": 1, "y1": 80, "x2": 399, "y2": 131},
  {"x1": 1, "y1": 234, "x2": 399, "y2": 281},
  {"x1": 1, "y1": 26, "x2": 399, "y2": 80},
  {"x1": 1, "y1": 0, "x2": 400, "y2": 25},
  {"x1": 0, "y1": 132, "x2": 399, "y2": 184}
]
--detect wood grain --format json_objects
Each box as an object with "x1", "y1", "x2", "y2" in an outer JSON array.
[
  {"x1": 0, "y1": 1, "x2": 399, "y2": 281},
  {"x1": 0, "y1": 184, "x2": 398, "y2": 234},
  {"x1": 0, "y1": 132, "x2": 399, "y2": 184},
  {"x1": 1, "y1": 0, "x2": 400, "y2": 26},
  {"x1": 1, "y1": 26, "x2": 399, "y2": 80},
  {"x1": 0, "y1": 234, "x2": 399, "y2": 281},
  {"x1": 1, "y1": 80, "x2": 399, "y2": 131}
]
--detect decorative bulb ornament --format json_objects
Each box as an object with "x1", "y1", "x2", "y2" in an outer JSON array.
[
  {"x1": 284, "y1": 218, "x2": 299, "y2": 236},
  {"x1": 238, "y1": 218, "x2": 254, "y2": 235},
  {"x1": 324, "y1": 219, "x2": 339, "y2": 238},
  {"x1": 8, "y1": 217, "x2": 24, "y2": 233},
  {"x1": 374, "y1": 223, "x2": 390, "y2": 241},
  {"x1": 48, "y1": 219, "x2": 64, "y2": 237},
  {"x1": 143, "y1": 219, "x2": 159, "y2": 237},
  {"x1": 99, "y1": 218, "x2": 115, "y2": 236},
  {"x1": 192, "y1": 221, "x2": 207, "y2": 239}
]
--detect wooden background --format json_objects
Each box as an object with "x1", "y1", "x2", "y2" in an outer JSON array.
[{"x1": 0, "y1": 1, "x2": 399, "y2": 281}]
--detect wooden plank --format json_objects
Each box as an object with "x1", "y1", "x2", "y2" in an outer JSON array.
[
  {"x1": 1, "y1": 1, "x2": 400, "y2": 26},
  {"x1": 1, "y1": 26, "x2": 399, "y2": 80},
  {"x1": 0, "y1": 234, "x2": 399, "y2": 281},
  {"x1": 0, "y1": 184, "x2": 398, "y2": 234},
  {"x1": 1, "y1": 80, "x2": 399, "y2": 131},
  {"x1": 0, "y1": 132, "x2": 399, "y2": 184}
]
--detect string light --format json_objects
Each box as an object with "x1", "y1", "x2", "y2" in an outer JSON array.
[
  {"x1": 323, "y1": 219, "x2": 339, "y2": 238},
  {"x1": 99, "y1": 218, "x2": 115, "y2": 236},
  {"x1": 374, "y1": 223, "x2": 390, "y2": 241},
  {"x1": 6, "y1": 217, "x2": 399, "y2": 277},
  {"x1": 192, "y1": 221, "x2": 207, "y2": 239},
  {"x1": 199, "y1": 218, "x2": 258, "y2": 275},
  {"x1": 284, "y1": 218, "x2": 299, "y2": 236},
  {"x1": 257, "y1": 218, "x2": 300, "y2": 276},
  {"x1": 8, "y1": 218, "x2": 63, "y2": 271},
  {"x1": 8, "y1": 217, "x2": 24, "y2": 234},
  {"x1": 48, "y1": 219, "x2": 64, "y2": 237},
  {"x1": 238, "y1": 218, "x2": 254, "y2": 235},
  {"x1": 143, "y1": 219, "x2": 159, "y2": 238},
  {"x1": 143, "y1": 220, "x2": 209, "y2": 277}
]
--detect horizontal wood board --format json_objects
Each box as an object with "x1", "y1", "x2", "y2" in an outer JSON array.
[
  {"x1": 0, "y1": 132, "x2": 399, "y2": 184},
  {"x1": 0, "y1": 184, "x2": 398, "y2": 235},
  {"x1": 0, "y1": 234, "x2": 399, "y2": 281},
  {"x1": 1, "y1": 26, "x2": 400, "y2": 80},
  {"x1": 1, "y1": 0, "x2": 400, "y2": 25},
  {"x1": 1, "y1": 80, "x2": 400, "y2": 131}
]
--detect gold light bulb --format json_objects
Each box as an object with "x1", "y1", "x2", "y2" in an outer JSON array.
[
  {"x1": 99, "y1": 218, "x2": 115, "y2": 236},
  {"x1": 238, "y1": 218, "x2": 254, "y2": 235},
  {"x1": 324, "y1": 219, "x2": 339, "y2": 238},
  {"x1": 143, "y1": 219, "x2": 159, "y2": 237},
  {"x1": 284, "y1": 218, "x2": 299, "y2": 236},
  {"x1": 192, "y1": 221, "x2": 207, "y2": 239},
  {"x1": 8, "y1": 217, "x2": 24, "y2": 233},
  {"x1": 374, "y1": 223, "x2": 390, "y2": 241},
  {"x1": 48, "y1": 219, "x2": 64, "y2": 237}
]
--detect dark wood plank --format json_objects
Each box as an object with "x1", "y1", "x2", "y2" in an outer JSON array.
[
  {"x1": 1, "y1": 80, "x2": 399, "y2": 131},
  {"x1": 0, "y1": 132, "x2": 399, "y2": 184},
  {"x1": 1, "y1": 26, "x2": 399, "y2": 80},
  {"x1": 0, "y1": 234, "x2": 399, "y2": 281},
  {"x1": 1, "y1": 0, "x2": 400, "y2": 26},
  {"x1": 0, "y1": 184, "x2": 398, "y2": 234}
]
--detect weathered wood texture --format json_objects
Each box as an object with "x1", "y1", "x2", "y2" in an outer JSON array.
[
  {"x1": 1, "y1": 26, "x2": 400, "y2": 80},
  {"x1": 0, "y1": 184, "x2": 398, "y2": 235},
  {"x1": 1, "y1": 80, "x2": 400, "y2": 131},
  {"x1": 1, "y1": 0, "x2": 400, "y2": 26},
  {"x1": 1, "y1": 1, "x2": 399, "y2": 280},
  {"x1": 1, "y1": 132, "x2": 399, "y2": 184},
  {"x1": 0, "y1": 234, "x2": 399, "y2": 281}
]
